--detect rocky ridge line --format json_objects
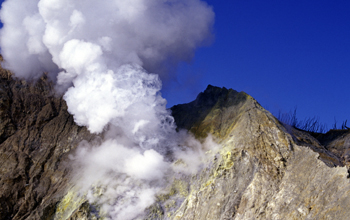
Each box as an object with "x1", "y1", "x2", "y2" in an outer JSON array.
[{"x1": 0, "y1": 58, "x2": 350, "y2": 219}]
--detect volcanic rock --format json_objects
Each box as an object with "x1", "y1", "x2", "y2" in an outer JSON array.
[
  {"x1": 167, "y1": 85, "x2": 350, "y2": 220},
  {"x1": 0, "y1": 60, "x2": 350, "y2": 219},
  {"x1": 0, "y1": 62, "x2": 94, "y2": 220}
]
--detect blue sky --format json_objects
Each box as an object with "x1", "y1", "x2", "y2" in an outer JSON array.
[
  {"x1": 0, "y1": 0, "x2": 348, "y2": 129},
  {"x1": 163, "y1": 0, "x2": 350, "y2": 129}
]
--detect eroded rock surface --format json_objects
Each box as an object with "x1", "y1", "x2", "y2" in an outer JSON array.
[
  {"x1": 1, "y1": 69, "x2": 350, "y2": 220},
  {"x1": 0, "y1": 64, "x2": 94, "y2": 220},
  {"x1": 312, "y1": 129, "x2": 350, "y2": 166},
  {"x1": 168, "y1": 85, "x2": 350, "y2": 220}
]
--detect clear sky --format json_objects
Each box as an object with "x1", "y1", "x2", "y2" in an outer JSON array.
[
  {"x1": 0, "y1": 0, "x2": 349, "y2": 129},
  {"x1": 162, "y1": 0, "x2": 350, "y2": 129}
]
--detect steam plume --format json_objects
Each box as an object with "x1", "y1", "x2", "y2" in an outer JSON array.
[{"x1": 0, "y1": 0, "x2": 215, "y2": 219}]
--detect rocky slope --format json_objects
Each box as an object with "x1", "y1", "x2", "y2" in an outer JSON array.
[
  {"x1": 168, "y1": 85, "x2": 350, "y2": 220},
  {"x1": 0, "y1": 60, "x2": 350, "y2": 219},
  {"x1": 0, "y1": 63, "x2": 94, "y2": 220}
]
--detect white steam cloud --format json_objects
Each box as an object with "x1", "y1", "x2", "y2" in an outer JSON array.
[{"x1": 0, "y1": 0, "x2": 215, "y2": 219}]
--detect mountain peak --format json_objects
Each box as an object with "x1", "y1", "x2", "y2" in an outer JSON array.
[
  {"x1": 1, "y1": 74, "x2": 350, "y2": 219},
  {"x1": 172, "y1": 84, "x2": 254, "y2": 139}
]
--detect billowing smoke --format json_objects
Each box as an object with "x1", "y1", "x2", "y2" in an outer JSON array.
[{"x1": 0, "y1": 0, "x2": 215, "y2": 219}]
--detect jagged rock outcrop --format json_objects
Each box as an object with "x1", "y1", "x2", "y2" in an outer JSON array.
[
  {"x1": 167, "y1": 85, "x2": 350, "y2": 220},
  {"x1": 0, "y1": 58, "x2": 350, "y2": 220},
  {"x1": 312, "y1": 129, "x2": 350, "y2": 166},
  {"x1": 0, "y1": 63, "x2": 94, "y2": 220}
]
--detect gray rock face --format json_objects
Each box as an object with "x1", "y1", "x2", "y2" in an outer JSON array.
[
  {"x1": 0, "y1": 62, "x2": 349, "y2": 220},
  {"x1": 169, "y1": 85, "x2": 350, "y2": 220},
  {"x1": 313, "y1": 129, "x2": 350, "y2": 166}
]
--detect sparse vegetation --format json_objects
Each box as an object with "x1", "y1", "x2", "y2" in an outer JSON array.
[
  {"x1": 332, "y1": 118, "x2": 349, "y2": 130},
  {"x1": 276, "y1": 107, "x2": 348, "y2": 134}
]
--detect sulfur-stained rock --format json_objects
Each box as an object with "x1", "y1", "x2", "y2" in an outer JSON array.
[
  {"x1": 1, "y1": 64, "x2": 350, "y2": 220},
  {"x1": 169, "y1": 85, "x2": 350, "y2": 220}
]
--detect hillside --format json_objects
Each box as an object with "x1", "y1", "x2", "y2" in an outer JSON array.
[
  {"x1": 169, "y1": 85, "x2": 350, "y2": 219},
  {"x1": 0, "y1": 64, "x2": 350, "y2": 219},
  {"x1": 0, "y1": 63, "x2": 95, "y2": 219}
]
